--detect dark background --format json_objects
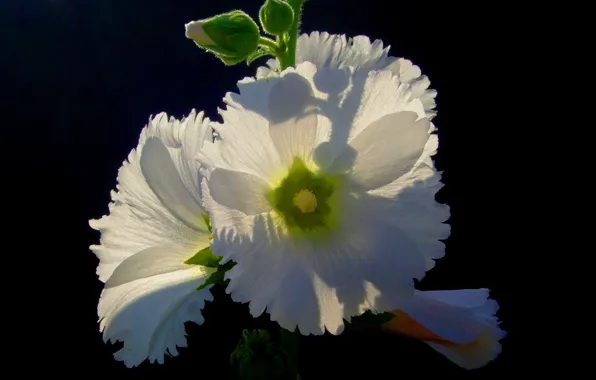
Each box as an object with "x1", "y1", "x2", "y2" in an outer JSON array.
[{"x1": 3, "y1": 0, "x2": 514, "y2": 377}]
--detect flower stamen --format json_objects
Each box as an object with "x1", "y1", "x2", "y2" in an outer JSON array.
[{"x1": 293, "y1": 189, "x2": 317, "y2": 213}]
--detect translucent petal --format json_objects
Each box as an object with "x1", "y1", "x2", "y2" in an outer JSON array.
[
  {"x1": 141, "y1": 137, "x2": 207, "y2": 231},
  {"x1": 208, "y1": 169, "x2": 271, "y2": 215},
  {"x1": 99, "y1": 267, "x2": 214, "y2": 367},
  {"x1": 329, "y1": 111, "x2": 430, "y2": 190}
]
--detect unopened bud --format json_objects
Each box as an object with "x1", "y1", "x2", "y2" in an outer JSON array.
[
  {"x1": 185, "y1": 10, "x2": 260, "y2": 65},
  {"x1": 259, "y1": 0, "x2": 294, "y2": 35}
]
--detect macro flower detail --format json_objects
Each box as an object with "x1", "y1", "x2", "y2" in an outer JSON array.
[
  {"x1": 384, "y1": 289, "x2": 506, "y2": 369},
  {"x1": 199, "y1": 61, "x2": 450, "y2": 335},
  {"x1": 90, "y1": 110, "x2": 217, "y2": 367}
]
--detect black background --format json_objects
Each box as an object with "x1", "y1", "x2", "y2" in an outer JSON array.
[{"x1": 3, "y1": 0, "x2": 514, "y2": 377}]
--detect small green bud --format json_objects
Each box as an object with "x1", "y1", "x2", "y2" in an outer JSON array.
[
  {"x1": 185, "y1": 10, "x2": 260, "y2": 65},
  {"x1": 259, "y1": 0, "x2": 294, "y2": 35}
]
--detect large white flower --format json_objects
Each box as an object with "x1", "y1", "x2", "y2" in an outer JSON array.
[
  {"x1": 90, "y1": 110, "x2": 216, "y2": 367},
  {"x1": 199, "y1": 61, "x2": 450, "y2": 335},
  {"x1": 257, "y1": 32, "x2": 437, "y2": 117},
  {"x1": 384, "y1": 289, "x2": 506, "y2": 369}
]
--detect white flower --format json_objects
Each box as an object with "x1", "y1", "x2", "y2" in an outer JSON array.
[
  {"x1": 257, "y1": 31, "x2": 437, "y2": 117},
  {"x1": 90, "y1": 110, "x2": 216, "y2": 367},
  {"x1": 199, "y1": 61, "x2": 450, "y2": 335},
  {"x1": 384, "y1": 289, "x2": 506, "y2": 369}
]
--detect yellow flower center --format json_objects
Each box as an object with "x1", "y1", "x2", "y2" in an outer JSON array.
[
  {"x1": 267, "y1": 157, "x2": 342, "y2": 239},
  {"x1": 293, "y1": 189, "x2": 318, "y2": 214}
]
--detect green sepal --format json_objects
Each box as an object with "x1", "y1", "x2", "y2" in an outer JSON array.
[
  {"x1": 246, "y1": 48, "x2": 271, "y2": 65},
  {"x1": 184, "y1": 246, "x2": 221, "y2": 268},
  {"x1": 197, "y1": 259, "x2": 236, "y2": 291},
  {"x1": 202, "y1": 214, "x2": 212, "y2": 233}
]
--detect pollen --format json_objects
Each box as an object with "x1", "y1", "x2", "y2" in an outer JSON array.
[{"x1": 293, "y1": 189, "x2": 317, "y2": 214}]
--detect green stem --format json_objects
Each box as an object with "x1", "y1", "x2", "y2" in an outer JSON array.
[
  {"x1": 279, "y1": 0, "x2": 306, "y2": 70},
  {"x1": 258, "y1": 36, "x2": 279, "y2": 53}
]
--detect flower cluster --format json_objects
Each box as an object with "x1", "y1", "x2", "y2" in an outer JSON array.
[{"x1": 90, "y1": 2, "x2": 505, "y2": 374}]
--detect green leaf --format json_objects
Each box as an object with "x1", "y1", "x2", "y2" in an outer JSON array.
[{"x1": 184, "y1": 246, "x2": 221, "y2": 267}]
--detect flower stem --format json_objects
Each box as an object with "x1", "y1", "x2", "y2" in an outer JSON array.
[
  {"x1": 279, "y1": 0, "x2": 306, "y2": 70},
  {"x1": 258, "y1": 36, "x2": 279, "y2": 53}
]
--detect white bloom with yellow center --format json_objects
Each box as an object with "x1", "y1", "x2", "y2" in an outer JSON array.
[
  {"x1": 199, "y1": 61, "x2": 450, "y2": 335},
  {"x1": 257, "y1": 31, "x2": 437, "y2": 117},
  {"x1": 90, "y1": 110, "x2": 216, "y2": 367}
]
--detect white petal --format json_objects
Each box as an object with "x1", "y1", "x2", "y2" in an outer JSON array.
[
  {"x1": 99, "y1": 267, "x2": 214, "y2": 367},
  {"x1": 416, "y1": 289, "x2": 493, "y2": 309},
  {"x1": 387, "y1": 58, "x2": 437, "y2": 117},
  {"x1": 257, "y1": 34, "x2": 437, "y2": 116},
  {"x1": 105, "y1": 245, "x2": 195, "y2": 288},
  {"x1": 90, "y1": 111, "x2": 211, "y2": 282},
  {"x1": 256, "y1": 65, "x2": 273, "y2": 79},
  {"x1": 329, "y1": 111, "x2": 430, "y2": 190},
  {"x1": 402, "y1": 291, "x2": 486, "y2": 344},
  {"x1": 200, "y1": 177, "x2": 256, "y2": 237},
  {"x1": 200, "y1": 78, "x2": 283, "y2": 181},
  {"x1": 203, "y1": 182, "x2": 349, "y2": 335},
  {"x1": 353, "y1": 182, "x2": 449, "y2": 276},
  {"x1": 348, "y1": 69, "x2": 426, "y2": 142},
  {"x1": 389, "y1": 57, "x2": 421, "y2": 83},
  {"x1": 144, "y1": 110, "x2": 213, "y2": 206},
  {"x1": 209, "y1": 193, "x2": 422, "y2": 335},
  {"x1": 252, "y1": 63, "x2": 425, "y2": 174},
  {"x1": 366, "y1": 129, "x2": 448, "y2": 271},
  {"x1": 91, "y1": 111, "x2": 216, "y2": 367},
  {"x1": 208, "y1": 169, "x2": 271, "y2": 215},
  {"x1": 201, "y1": 63, "x2": 327, "y2": 183},
  {"x1": 140, "y1": 137, "x2": 207, "y2": 231},
  {"x1": 425, "y1": 330, "x2": 505, "y2": 370},
  {"x1": 297, "y1": 32, "x2": 350, "y2": 70},
  {"x1": 406, "y1": 289, "x2": 506, "y2": 369},
  {"x1": 185, "y1": 20, "x2": 215, "y2": 45},
  {"x1": 296, "y1": 32, "x2": 395, "y2": 72},
  {"x1": 90, "y1": 159, "x2": 204, "y2": 283},
  {"x1": 310, "y1": 68, "x2": 426, "y2": 170},
  {"x1": 256, "y1": 58, "x2": 280, "y2": 79},
  {"x1": 267, "y1": 72, "x2": 319, "y2": 167},
  {"x1": 217, "y1": 219, "x2": 346, "y2": 336},
  {"x1": 269, "y1": 111, "x2": 319, "y2": 168}
]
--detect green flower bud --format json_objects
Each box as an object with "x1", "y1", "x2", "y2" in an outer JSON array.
[
  {"x1": 185, "y1": 10, "x2": 260, "y2": 65},
  {"x1": 259, "y1": 0, "x2": 294, "y2": 35}
]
